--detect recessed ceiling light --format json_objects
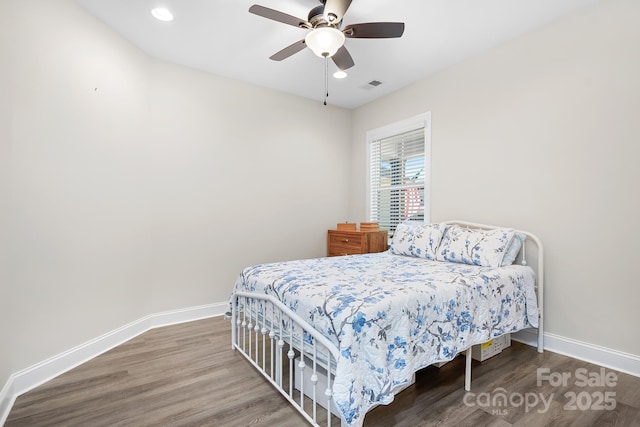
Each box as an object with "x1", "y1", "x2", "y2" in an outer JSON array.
[
  {"x1": 151, "y1": 8, "x2": 174, "y2": 22},
  {"x1": 333, "y1": 70, "x2": 347, "y2": 79}
]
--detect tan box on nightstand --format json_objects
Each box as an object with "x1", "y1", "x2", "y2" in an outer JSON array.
[{"x1": 336, "y1": 222, "x2": 357, "y2": 231}]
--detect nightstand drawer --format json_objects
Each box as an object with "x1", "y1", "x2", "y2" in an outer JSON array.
[
  {"x1": 328, "y1": 245, "x2": 364, "y2": 257},
  {"x1": 327, "y1": 229, "x2": 388, "y2": 257},
  {"x1": 328, "y1": 232, "x2": 363, "y2": 250}
]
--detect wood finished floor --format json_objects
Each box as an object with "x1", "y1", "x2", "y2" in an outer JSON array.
[{"x1": 6, "y1": 316, "x2": 640, "y2": 426}]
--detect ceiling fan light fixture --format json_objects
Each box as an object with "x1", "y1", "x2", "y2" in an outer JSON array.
[{"x1": 305, "y1": 27, "x2": 345, "y2": 58}]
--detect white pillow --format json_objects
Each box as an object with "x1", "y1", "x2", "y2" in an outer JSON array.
[
  {"x1": 436, "y1": 225, "x2": 515, "y2": 268},
  {"x1": 390, "y1": 222, "x2": 446, "y2": 260},
  {"x1": 501, "y1": 232, "x2": 526, "y2": 266}
]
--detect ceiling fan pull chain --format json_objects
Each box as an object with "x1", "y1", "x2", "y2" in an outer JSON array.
[{"x1": 323, "y1": 54, "x2": 329, "y2": 106}]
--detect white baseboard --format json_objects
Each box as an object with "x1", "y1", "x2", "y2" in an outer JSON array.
[
  {"x1": 0, "y1": 302, "x2": 227, "y2": 425},
  {"x1": 0, "y1": 380, "x2": 15, "y2": 427},
  {"x1": 512, "y1": 328, "x2": 640, "y2": 378}
]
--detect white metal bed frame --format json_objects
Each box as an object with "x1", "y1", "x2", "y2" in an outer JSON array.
[{"x1": 230, "y1": 220, "x2": 544, "y2": 427}]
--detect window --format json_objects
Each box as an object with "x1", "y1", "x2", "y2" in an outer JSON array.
[{"x1": 367, "y1": 113, "x2": 431, "y2": 236}]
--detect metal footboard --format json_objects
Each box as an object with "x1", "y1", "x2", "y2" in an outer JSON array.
[{"x1": 231, "y1": 291, "x2": 342, "y2": 427}]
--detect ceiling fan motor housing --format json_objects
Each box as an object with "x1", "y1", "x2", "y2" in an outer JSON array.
[{"x1": 308, "y1": 5, "x2": 339, "y2": 27}]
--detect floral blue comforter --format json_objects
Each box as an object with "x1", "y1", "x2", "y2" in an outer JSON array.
[{"x1": 232, "y1": 251, "x2": 538, "y2": 427}]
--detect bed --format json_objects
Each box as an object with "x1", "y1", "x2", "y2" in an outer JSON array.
[{"x1": 229, "y1": 220, "x2": 544, "y2": 427}]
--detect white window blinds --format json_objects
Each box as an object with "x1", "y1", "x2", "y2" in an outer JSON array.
[{"x1": 368, "y1": 124, "x2": 428, "y2": 236}]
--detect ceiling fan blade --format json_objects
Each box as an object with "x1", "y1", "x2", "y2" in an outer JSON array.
[
  {"x1": 269, "y1": 39, "x2": 307, "y2": 61},
  {"x1": 343, "y1": 22, "x2": 405, "y2": 39},
  {"x1": 249, "y1": 5, "x2": 311, "y2": 29},
  {"x1": 323, "y1": 0, "x2": 353, "y2": 24},
  {"x1": 332, "y1": 46, "x2": 355, "y2": 70}
]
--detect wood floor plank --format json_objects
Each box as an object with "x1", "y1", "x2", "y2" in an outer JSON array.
[{"x1": 6, "y1": 317, "x2": 640, "y2": 426}]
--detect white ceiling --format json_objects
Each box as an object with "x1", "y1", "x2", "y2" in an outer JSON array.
[{"x1": 74, "y1": 0, "x2": 599, "y2": 109}]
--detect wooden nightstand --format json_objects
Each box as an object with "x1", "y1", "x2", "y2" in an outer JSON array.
[{"x1": 327, "y1": 229, "x2": 388, "y2": 257}]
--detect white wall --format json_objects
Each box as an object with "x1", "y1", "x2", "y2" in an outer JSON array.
[
  {"x1": 0, "y1": 0, "x2": 12, "y2": 393},
  {"x1": 10, "y1": 0, "x2": 155, "y2": 372},
  {"x1": 350, "y1": 0, "x2": 640, "y2": 356},
  {"x1": 145, "y1": 62, "x2": 352, "y2": 312},
  {"x1": 6, "y1": 0, "x2": 351, "y2": 380}
]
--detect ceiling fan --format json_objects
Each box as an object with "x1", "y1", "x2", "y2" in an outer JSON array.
[{"x1": 249, "y1": 0, "x2": 405, "y2": 71}]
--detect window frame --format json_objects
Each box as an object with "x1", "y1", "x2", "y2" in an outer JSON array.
[{"x1": 366, "y1": 112, "x2": 432, "y2": 234}]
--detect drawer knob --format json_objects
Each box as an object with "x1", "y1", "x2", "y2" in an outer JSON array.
[{"x1": 342, "y1": 239, "x2": 349, "y2": 243}]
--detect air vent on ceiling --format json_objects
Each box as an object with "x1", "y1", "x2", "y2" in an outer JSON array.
[{"x1": 368, "y1": 80, "x2": 382, "y2": 87}]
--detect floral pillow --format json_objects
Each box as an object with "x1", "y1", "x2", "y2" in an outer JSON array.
[
  {"x1": 436, "y1": 225, "x2": 516, "y2": 268},
  {"x1": 390, "y1": 222, "x2": 446, "y2": 260}
]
